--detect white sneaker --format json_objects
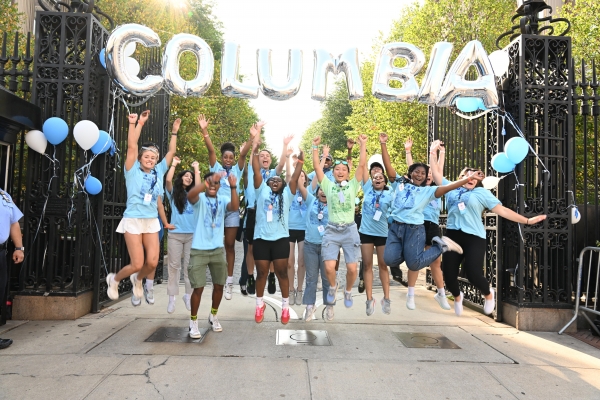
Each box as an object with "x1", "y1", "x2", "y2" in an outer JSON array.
[
  {"x1": 130, "y1": 273, "x2": 143, "y2": 298},
  {"x1": 131, "y1": 294, "x2": 141, "y2": 307},
  {"x1": 483, "y1": 288, "x2": 495, "y2": 315},
  {"x1": 167, "y1": 298, "x2": 176, "y2": 314},
  {"x1": 143, "y1": 285, "x2": 154, "y2": 305},
  {"x1": 304, "y1": 305, "x2": 316, "y2": 322},
  {"x1": 366, "y1": 298, "x2": 376, "y2": 316},
  {"x1": 182, "y1": 294, "x2": 191, "y2": 311},
  {"x1": 224, "y1": 283, "x2": 233, "y2": 300},
  {"x1": 454, "y1": 291, "x2": 464, "y2": 316},
  {"x1": 406, "y1": 294, "x2": 416, "y2": 310},
  {"x1": 438, "y1": 236, "x2": 463, "y2": 254},
  {"x1": 106, "y1": 273, "x2": 119, "y2": 300},
  {"x1": 189, "y1": 319, "x2": 202, "y2": 339},
  {"x1": 289, "y1": 290, "x2": 296, "y2": 306},
  {"x1": 209, "y1": 314, "x2": 222, "y2": 332},
  {"x1": 325, "y1": 305, "x2": 334, "y2": 321},
  {"x1": 434, "y1": 292, "x2": 451, "y2": 310},
  {"x1": 295, "y1": 290, "x2": 303, "y2": 306}
]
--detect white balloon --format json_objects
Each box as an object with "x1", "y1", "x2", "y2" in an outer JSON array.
[
  {"x1": 482, "y1": 176, "x2": 501, "y2": 190},
  {"x1": 25, "y1": 129, "x2": 48, "y2": 154},
  {"x1": 125, "y1": 57, "x2": 140, "y2": 76},
  {"x1": 73, "y1": 120, "x2": 100, "y2": 151},
  {"x1": 488, "y1": 50, "x2": 510, "y2": 77},
  {"x1": 124, "y1": 41, "x2": 136, "y2": 56},
  {"x1": 571, "y1": 207, "x2": 581, "y2": 224}
]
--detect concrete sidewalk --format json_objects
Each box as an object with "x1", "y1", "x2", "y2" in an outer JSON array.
[{"x1": 1, "y1": 275, "x2": 600, "y2": 400}]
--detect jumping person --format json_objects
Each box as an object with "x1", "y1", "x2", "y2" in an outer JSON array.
[
  {"x1": 311, "y1": 134, "x2": 367, "y2": 310},
  {"x1": 106, "y1": 112, "x2": 179, "y2": 304},
  {"x1": 286, "y1": 158, "x2": 308, "y2": 307},
  {"x1": 251, "y1": 134, "x2": 303, "y2": 325},
  {"x1": 200, "y1": 114, "x2": 252, "y2": 301},
  {"x1": 186, "y1": 164, "x2": 239, "y2": 338}
]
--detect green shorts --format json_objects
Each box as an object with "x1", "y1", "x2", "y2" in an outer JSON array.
[{"x1": 188, "y1": 248, "x2": 227, "y2": 288}]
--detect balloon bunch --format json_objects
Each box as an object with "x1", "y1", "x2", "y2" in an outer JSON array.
[
  {"x1": 491, "y1": 137, "x2": 529, "y2": 173},
  {"x1": 99, "y1": 42, "x2": 140, "y2": 78}
]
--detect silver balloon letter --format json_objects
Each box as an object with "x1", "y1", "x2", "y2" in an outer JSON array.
[
  {"x1": 257, "y1": 49, "x2": 303, "y2": 101},
  {"x1": 311, "y1": 48, "x2": 364, "y2": 101},
  {"x1": 372, "y1": 43, "x2": 426, "y2": 102},
  {"x1": 417, "y1": 42, "x2": 453, "y2": 105},
  {"x1": 106, "y1": 24, "x2": 163, "y2": 96},
  {"x1": 436, "y1": 40, "x2": 499, "y2": 108},
  {"x1": 162, "y1": 33, "x2": 214, "y2": 98},
  {"x1": 221, "y1": 42, "x2": 259, "y2": 99}
]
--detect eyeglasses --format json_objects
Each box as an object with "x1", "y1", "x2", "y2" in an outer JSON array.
[
  {"x1": 267, "y1": 178, "x2": 283, "y2": 183},
  {"x1": 334, "y1": 160, "x2": 348, "y2": 166}
]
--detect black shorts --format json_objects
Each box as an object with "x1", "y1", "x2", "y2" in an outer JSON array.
[
  {"x1": 253, "y1": 238, "x2": 290, "y2": 261},
  {"x1": 288, "y1": 229, "x2": 305, "y2": 243},
  {"x1": 359, "y1": 232, "x2": 387, "y2": 247},
  {"x1": 245, "y1": 208, "x2": 256, "y2": 245},
  {"x1": 424, "y1": 221, "x2": 441, "y2": 246}
]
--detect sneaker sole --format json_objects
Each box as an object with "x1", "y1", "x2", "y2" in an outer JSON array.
[
  {"x1": 130, "y1": 274, "x2": 143, "y2": 298},
  {"x1": 189, "y1": 333, "x2": 202, "y2": 339},
  {"x1": 209, "y1": 317, "x2": 223, "y2": 332},
  {"x1": 106, "y1": 275, "x2": 118, "y2": 300}
]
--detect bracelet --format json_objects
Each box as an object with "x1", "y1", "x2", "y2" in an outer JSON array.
[
  {"x1": 253, "y1": 153, "x2": 259, "y2": 156},
  {"x1": 230, "y1": 185, "x2": 237, "y2": 189},
  {"x1": 380, "y1": 142, "x2": 386, "y2": 145},
  {"x1": 525, "y1": 218, "x2": 529, "y2": 225},
  {"x1": 312, "y1": 145, "x2": 318, "y2": 149},
  {"x1": 170, "y1": 165, "x2": 176, "y2": 168},
  {"x1": 406, "y1": 150, "x2": 411, "y2": 153},
  {"x1": 296, "y1": 159, "x2": 304, "y2": 164},
  {"x1": 203, "y1": 135, "x2": 209, "y2": 138},
  {"x1": 440, "y1": 151, "x2": 445, "y2": 154}
]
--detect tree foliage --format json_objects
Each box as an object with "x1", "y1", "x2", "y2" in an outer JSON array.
[{"x1": 0, "y1": 0, "x2": 21, "y2": 33}]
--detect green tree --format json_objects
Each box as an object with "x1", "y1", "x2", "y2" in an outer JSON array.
[{"x1": 0, "y1": 0, "x2": 21, "y2": 33}]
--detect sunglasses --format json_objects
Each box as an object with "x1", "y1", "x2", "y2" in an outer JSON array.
[{"x1": 334, "y1": 160, "x2": 348, "y2": 166}]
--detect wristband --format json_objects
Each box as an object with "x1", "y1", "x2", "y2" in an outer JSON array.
[
  {"x1": 380, "y1": 142, "x2": 387, "y2": 145},
  {"x1": 203, "y1": 135, "x2": 209, "y2": 138},
  {"x1": 525, "y1": 218, "x2": 529, "y2": 225},
  {"x1": 230, "y1": 185, "x2": 237, "y2": 189},
  {"x1": 170, "y1": 165, "x2": 176, "y2": 168},
  {"x1": 440, "y1": 151, "x2": 446, "y2": 154},
  {"x1": 15, "y1": 247, "x2": 24, "y2": 251},
  {"x1": 296, "y1": 159, "x2": 304, "y2": 164},
  {"x1": 312, "y1": 145, "x2": 318, "y2": 149}
]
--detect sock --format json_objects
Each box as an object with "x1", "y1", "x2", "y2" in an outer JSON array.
[
  {"x1": 146, "y1": 279, "x2": 154, "y2": 290},
  {"x1": 437, "y1": 288, "x2": 445, "y2": 296},
  {"x1": 345, "y1": 290, "x2": 352, "y2": 296},
  {"x1": 282, "y1": 297, "x2": 289, "y2": 309},
  {"x1": 256, "y1": 297, "x2": 264, "y2": 307},
  {"x1": 112, "y1": 276, "x2": 119, "y2": 284},
  {"x1": 190, "y1": 315, "x2": 197, "y2": 321},
  {"x1": 211, "y1": 307, "x2": 218, "y2": 315},
  {"x1": 408, "y1": 286, "x2": 415, "y2": 296},
  {"x1": 226, "y1": 276, "x2": 233, "y2": 285},
  {"x1": 169, "y1": 295, "x2": 175, "y2": 302}
]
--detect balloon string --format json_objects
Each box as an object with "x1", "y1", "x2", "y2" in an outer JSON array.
[
  {"x1": 512, "y1": 169, "x2": 526, "y2": 244},
  {"x1": 85, "y1": 195, "x2": 109, "y2": 276},
  {"x1": 500, "y1": 111, "x2": 550, "y2": 176}
]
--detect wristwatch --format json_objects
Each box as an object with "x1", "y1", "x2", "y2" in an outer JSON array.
[{"x1": 15, "y1": 247, "x2": 24, "y2": 251}]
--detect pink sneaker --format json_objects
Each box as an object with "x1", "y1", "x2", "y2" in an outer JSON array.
[
  {"x1": 255, "y1": 303, "x2": 266, "y2": 324},
  {"x1": 281, "y1": 308, "x2": 290, "y2": 324}
]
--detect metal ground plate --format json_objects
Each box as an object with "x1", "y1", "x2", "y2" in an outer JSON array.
[
  {"x1": 145, "y1": 327, "x2": 208, "y2": 344},
  {"x1": 276, "y1": 330, "x2": 331, "y2": 346},
  {"x1": 394, "y1": 332, "x2": 461, "y2": 349}
]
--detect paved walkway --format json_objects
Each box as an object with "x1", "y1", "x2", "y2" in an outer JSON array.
[{"x1": 1, "y1": 242, "x2": 600, "y2": 399}]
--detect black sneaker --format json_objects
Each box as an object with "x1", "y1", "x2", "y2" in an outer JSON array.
[
  {"x1": 247, "y1": 275, "x2": 256, "y2": 295},
  {"x1": 267, "y1": 272, "x2": 276, "y2": 294},
  {"x1": 0, "y1": 338, "x2": 13, "y2": 350},
  {"x1": 358, "y1": 279, "x2": 365, "y2": 293},
  {"x1": 240, "y1": 285, "x2": 248, "y2": 296},
  {"x1": 390, "y1": 267, "x2": 403, "y2": 284}
]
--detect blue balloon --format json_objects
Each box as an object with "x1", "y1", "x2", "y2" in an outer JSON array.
[
  {"x1": 491, "y1": 152, "x2": 516, "y2": 173},
  {"x1": 91, "y1": 130, "x2": 111, "y2": 154},
  {"x1": 505, "y1": 137, "x2": 529, "y2": 164},
  {"x1": 456, "y1": 97, "x2": 480, "y2": 113},
  {"x1": 477, "y1": 99, "x2": 487, "y2": 110},
  {"x1": 42, "y1": 117, "x2": 69, "y2": 145},
  {"x1": 85, "y1": 176, "x2": 102, "y2": 195}
]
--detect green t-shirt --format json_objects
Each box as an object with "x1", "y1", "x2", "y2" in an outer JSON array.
[{"x1": 320, "y1": 177, "x2": 360, "y2": 224}]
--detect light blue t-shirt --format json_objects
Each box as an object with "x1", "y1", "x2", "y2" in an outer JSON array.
[
  {"x1": 423, "y1": 178, "x2": 450, "y2": 224},
  {"x1": 191, "y1": 193, "x2": 230, "y2": 250},
  {"x1": 304, "y1": 192, "x2": 329, "y2": 245},
  {"x1": 359, "y1": 180, "x2": 393, "y2": 237},
  {"x1": 307, "y1": 170, "x2": 335, "y2": 194},
  {"x1": 254, "y1": 181, "x2": 293, "y2": 241},
  {"x1": 165, "y1": 189, "x2": 195, "y2": 234},
  {"x1": 123, "y1": 159, "x2": 168, "y2": 218},
  {"x1": 389, "y1": 182, "x2": 437, "y2": 225},
  {"x1": 288, "y1": 189, "x2": 308, "y2": 230},
  {"x1": 0, "y1": 189, "x2": 23, "y2": 244},
  {"x1": 245, "y1": 166, "x2": 277, "y2": 208},
  {"x1": 446, "y1": 186, "x2": 501, "y2": 239},
  {"x1": 210, "y1": 161, "x2": 243, "y2": 200}
]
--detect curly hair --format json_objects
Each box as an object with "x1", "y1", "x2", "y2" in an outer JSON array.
[
  {"x1": 172, "y1": 170, "x2": 195, "y2": 214},
  {"x1": 220, "y1": 142, "x2": 235, "y2": 155},
  {"x1": 406, "y1": 163, "x2": 430, "y2": 187}
]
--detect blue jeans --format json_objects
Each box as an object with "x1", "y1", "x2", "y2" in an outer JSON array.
[
  {"x1": 303, "y1": 241, "x2": 335, "y2": 306},
  {"x1": 383, "y1": 222, "x2": 443, "y2": 271}
]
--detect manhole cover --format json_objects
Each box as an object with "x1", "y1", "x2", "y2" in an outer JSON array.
[
  {"x1": 145, "y1": 327, "x2": 208, "y2": 343},
  {"x1": 276, "y1": 330, "x2": 331, "y2": 346},
  {"x1": 394, "y1": 332, "x2": 460, "y2": 349}
]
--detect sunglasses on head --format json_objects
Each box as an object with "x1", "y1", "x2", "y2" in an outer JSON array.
[{"x1": 334, "y1": 160, "x2": 348, "y2": 166}]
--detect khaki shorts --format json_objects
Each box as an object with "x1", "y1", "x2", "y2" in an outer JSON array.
[{"x1": 188, "y1": 248, "x2": 227, "y2": 288}]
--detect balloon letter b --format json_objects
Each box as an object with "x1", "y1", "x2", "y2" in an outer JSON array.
[
  {"x1": 372, "y1": 42, "x2": 426, "y2": 102},
  {"x1": 312, "y1": 48, "x2": 364, "y2": 101}
]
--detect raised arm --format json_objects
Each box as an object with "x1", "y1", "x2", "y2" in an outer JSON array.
[
  {"x1": 285, "y1": 149, "x2": 292, "y2": 183},
  {"x1": 125, "y1": 111, "x2": 145, "y2": 171},
  {"x1": 355, "y1": 134, "x2": 367, "y2": 183},
  {"x1": 187, "y1": 161, "x2": 203, "y2": 204},
  {"x1": 311, "y1": 137, "x2": 325, "y2": 184},
  {"x1": 379, "y1": 133, "x2": 398, "y2": 181},
  {"x1": 289, "y1": 151, "x2": 304, "y2": 195},
  {"x1": 165, "y1": 156, "x2": 180, "y2": 193},
  {"x1": 438, "y1": 141, "x2": 446, "y2": 175},
  {"x1": 240, "y1": 121, "x2": 264, "y2": 170},
  {"x1": 275, "y1": 134, "x2": 294, "y2": 175},
  {"x1": 492, "y1": 204, "x2": 547, "y2": 225},
  {"x1": 404, "y1": 137, "x2": 414, "y2": 167},
  {"x1": 252, "y1": 135, "x2": 262, "y2": 189},
  {"x1": 197, "y1": 114, "x2": 216, "y2": 167},
  {"x1": 298, "y1": 170, "x2": 308, "y2": 200},
  {"x1": 164, "y1": 118, "x2": 180, "y2": 166},
  {"x1": 430, "y1": 140, "x2": 444, "y2": 186},
  {"x1": 433, "y1": 171, "x2": 483, "y2": 198},
  {"x1": 226, "y1": 175, "x2": 240, "y2": 211}
]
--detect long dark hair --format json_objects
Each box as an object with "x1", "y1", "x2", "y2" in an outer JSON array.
[
  {"x1": 406, "y1": 163, "x2": 430, "y2": 187},
  {"x1": 267, "y1": 176, "x2": 287, "y2": 226},
  {"x1": 173, "y1": 170, "x2": 195, "y2": 214}
]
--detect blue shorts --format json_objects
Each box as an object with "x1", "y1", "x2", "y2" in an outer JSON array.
[
  {"x1": 224, "y1": 210, "x2": 240, "y2": 228},
  {"x1": 321, "y1": 222, "x2": 360, "y2": 264}
]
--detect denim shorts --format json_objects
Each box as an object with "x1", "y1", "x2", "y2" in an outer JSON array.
[
  {"x1": 321, "y1": 222, "x2": 360, "y2": 264},
  {"x1": 224, "y1": 210, "x2": 240, "y2": 228}
]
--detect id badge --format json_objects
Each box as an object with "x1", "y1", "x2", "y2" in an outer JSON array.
[
  {"x1": 398, "y1": 183, "x2": 405, "y2": 192},
  {"x1": 318, "y1": 225, "x2": 325, "y2": 236},
  {"x1": 267, "y1": 210, "x2": 273, "y2": 222},
  {"x1": 143, "y1": 193, "x2": 153, "y2": 205},
  {"x1": 338, "y1": 191, "x2": 345, "y2": 203},
  {"x1": 458, "y1": 202, "x2": 467, "y2": 214},
  {"x1": 373, "y1": 210, "x2": 382, "y2": 221}
]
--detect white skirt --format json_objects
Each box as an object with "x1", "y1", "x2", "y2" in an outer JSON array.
[{"x1": 116, "y1": 217, "x2": 161, "y2": 234}]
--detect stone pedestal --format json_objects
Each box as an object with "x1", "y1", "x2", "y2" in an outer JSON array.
[
  {"x1": 502, "y1": 302, "x2": 578, "y2": 332},
  {"x1": 12, "y1": 291, "x2": 93, "y2": 320}
]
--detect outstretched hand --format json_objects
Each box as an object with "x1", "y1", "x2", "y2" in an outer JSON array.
[
  {"x1": 139, "y1": 110, "x2": 150, "y2": 124},
  {"x1": 128, "y1": 113, "x2": 138, "y2": 124},
  {"x1": 198, "y1": 114, "x2": 209, "y2": 131},
  {"x1": 322, "y1": 144, "x2": 330, "y2": 157},
  {"x1": 404, "y1": 137, "x2": 413, "y2": 151},
  {"x1": 346, "y1": 138, "x2": 356, "y2": 150},
  {"x1": 357, "y1": 134, "x2": 368, "y2": 146},
  {"x1": 283, "y1": 134, "x2": 294, "y2": 146},
  {"x1": 172, "y1": 156, "x2": 181, "y2": 167},
  {"x1": 312, "y1": 136, "x2": 321, "y2": 146},
  {"x1": 172, "y1": 118, "x2": 181, "y2": 133},
  {"x1": 228, "y1": 174, "x2": 237, "y2": 187},
  {"x1": 466, "y1": 170, "x2": 484, "y2": 182},
  {"x1": 379, "y1": 133, "x2": 388, "y2": 144},
  {"x1": 191, "y1": 161, "x2": 199, "y2": 171}
]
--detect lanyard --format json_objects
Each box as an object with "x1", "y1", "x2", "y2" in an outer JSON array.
[
  {"x1": 268, "y1": 192, "x2": 278, "y2": 210},
  {"x1": 142, "y1": 168, "x2": 158, "y2": 194},
  {"x1": 317, "y1": 200, "x2": 326, "y2": 223},
  {"x1": 371, "y1": 189, "x2": 383, "y2": 208},
  {"x1": 207, "y1": 196, "x2": 218, "y2": 227},
  {"x1": 457, "y1": 187, "x2": 468, "y2": 202},
  {"x1": 261, "y1": 168, "x2": 270, "y2": 181},
  {"x1": 224, "y1": 166, "x2": 232, "y2": 177}
]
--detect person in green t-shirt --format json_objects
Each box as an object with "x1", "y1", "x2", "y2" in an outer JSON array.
[{"x1": 311, "y1": 134, "x2": 367, "y2": 310}]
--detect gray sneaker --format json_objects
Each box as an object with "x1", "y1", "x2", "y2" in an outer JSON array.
[
  {"x1": 325, "y1": 305, "x2": 334, "y2": 321},
  {"x1": 381, "y1": 298, "x2": 391, "y2": 315},
  {"x1": 131, "y1": 294, "x2": 141, "y2": 307},
  {"x1": 295, "y1": 290, "x2": 303, "y2": 306},
  {"x1": 289, "y1": 290, "x2": 296, "y2": 306},
  {"x1": 365, "y1": 298, "x2": 376, "y2": 316},
  {"x1": 143, "y1": 285, "x2": 154, "y2": 305},
  {"x1": 304, "y1": 305, "x2": 316, "y2": 322}
]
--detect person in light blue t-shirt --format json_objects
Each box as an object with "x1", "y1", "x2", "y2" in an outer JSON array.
[
  {"x1": 286, "y1": 166, "x2": 309, "y2": 308},
  {"x1": 186, "y1": 168, "x2": 240, "y2": 339},
  {"x1": 199, "y1": 114, "x2": 253, "y2": 301},
  {"x1": 106, "y1": 112, "x2": 179, "y2": 307}
]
